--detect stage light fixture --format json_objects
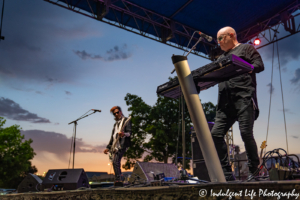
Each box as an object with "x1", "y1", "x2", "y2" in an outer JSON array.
[{"x1": 254, "y1": 38, "x2": 261, "y2": 45}]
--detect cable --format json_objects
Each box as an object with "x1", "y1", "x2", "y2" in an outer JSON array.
[
  {"x1": 77, "y1": 109, "x2": 93, "y2": 119},
  {"x1": 185, "y1": 37, "x2": 203, "y2": 57},
  {"x1": 244, "y1": 148, "x2": 298, "y2": 182},
  {"x1": 276, "y1": 41, "x2": 289, "y2": 154},
  {"x1": 183, "y1": 31, "x2": 198, "y2": 56},
  {"x1": 35, "y1": 183, "x2": 41, "y2": 192},
  {"x1": 265, "y1": 42, "x2": 275, "y2": 154}
]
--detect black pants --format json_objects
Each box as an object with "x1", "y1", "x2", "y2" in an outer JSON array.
[
  {"x1": 211, "y1": 104, "x2": 259, "y2": 173},
  {"x1": 112, "y1": 148, "x2": 126, "y2": 180}
]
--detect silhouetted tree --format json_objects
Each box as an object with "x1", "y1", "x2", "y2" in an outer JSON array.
[{"x1": 0, "y1": 117, "x2": 37, "y2": 188}]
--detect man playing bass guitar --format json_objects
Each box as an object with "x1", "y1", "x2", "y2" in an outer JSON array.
[{"x1": 103, "y1": 106, "x2": 132, "y2": 181}]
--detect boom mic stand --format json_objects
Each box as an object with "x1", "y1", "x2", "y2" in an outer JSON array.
[{"x1": 68, "y1": 110, "x2": 98, "y2": 169}]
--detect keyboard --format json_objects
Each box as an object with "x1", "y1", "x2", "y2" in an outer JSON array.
[{"x1": 156, "y1": 54, "x2": 254, "y2": 99}]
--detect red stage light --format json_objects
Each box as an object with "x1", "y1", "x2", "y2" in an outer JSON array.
[{"x1": 254, "y1": 38, "x2": 261, "y2": 45}]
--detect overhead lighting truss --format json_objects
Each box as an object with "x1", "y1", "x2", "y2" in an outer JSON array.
[
  {"x1": 239, "y1": 1, "x2": 300, "y2": 49},
  {"x1": 45, "y1": 0, "x2": 300, "y2": 60},
  {"x1": 45, "y1": 0, "x2": 214, "y2": 60}
]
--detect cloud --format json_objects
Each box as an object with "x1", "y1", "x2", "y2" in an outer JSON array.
[
  {"x1": 266, "y1": 83, "x2": 274, "y2": 94},
  {"x1": 0, "y1": 0, "x2": 102, "y2": 88},
  {"x1": 11, "y1": 86, "x2": 44, "y2": 95},
  {"x1": 0, "y1": 97, "x2": 51, "y2": 123},
  {"x1": 21, "y1": 130, "x2": 107, "y2": 160},
  {"x1": 65, "y1": 91, "x2": 72, "y2": 95},
  {"x1": 74, "y1": 44, "x2": 132, "y2": 61},
  {"x1": 105, "y1": 44, "x2": 132, "y2": 61},
  {"x1": 278, "y1": 108, "x2": 295, "y2": 114},
  {"x1": 35, "y1": 91, "x2": 43, "y2": 95},
  {"x1": 0, "y1": 66, "x2": 13, "y2": 76},
  {"x1": 291, "y1": 68, "x2": 300, "y2": 84},
  {"x1": 73, "y1": 50, "x2": 102, "y2": 60}
]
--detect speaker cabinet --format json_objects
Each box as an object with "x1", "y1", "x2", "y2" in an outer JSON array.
[
  {"x1": 191, "y1": 122, "x2": 214, "y2": 182},
  {"x1": 42, "y1": 168, "x2": 89, "y2": 190},
  {"x1": 193, "y1": 160, "x2": 210, "y2": 182},
  {"x1": 128, "y1": 162, "x2": 180, "y2": 183},
  {"x1": 17, "y1": 173, "x2": 42, "y2": 193}
]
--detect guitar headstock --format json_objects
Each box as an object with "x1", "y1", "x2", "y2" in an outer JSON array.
[{"x1": 260, "y1": 141, "x2": 267, "y2": 150}]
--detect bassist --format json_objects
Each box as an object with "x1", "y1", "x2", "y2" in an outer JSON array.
[{"x1": 103, "y1": 106, "x2": 132, "y2": 181}]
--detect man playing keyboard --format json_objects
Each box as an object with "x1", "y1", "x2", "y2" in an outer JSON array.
[{"x1": 211, "y1": 26, "x2": 264, "y2": 181}]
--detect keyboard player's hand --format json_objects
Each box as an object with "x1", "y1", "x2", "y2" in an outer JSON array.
[{"x1": 248, "y1": 70, "x2": 253, "y2": 74}]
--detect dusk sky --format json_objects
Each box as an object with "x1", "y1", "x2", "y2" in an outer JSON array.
[{"x1": 1, "y1": 0, "x2": 300, "y2": 175}]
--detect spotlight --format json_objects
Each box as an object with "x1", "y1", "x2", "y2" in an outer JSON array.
[{"x1": 254, "y1": 38, "x2": 261, "y2": 45}]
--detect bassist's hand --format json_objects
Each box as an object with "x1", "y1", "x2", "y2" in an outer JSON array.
[
  {"x1": 104, "y1": 148, "x2": 109, "y2": 154},
  {"x1": 118, "y1": 131, "x2": 125, "y2": 137}
]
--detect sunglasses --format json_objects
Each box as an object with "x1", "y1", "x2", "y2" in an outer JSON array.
[
  {"x1": 113, "y1": 111, "x2": 120, "y2": 116},
  {"x1": 217, "y1": 34, "x2": 229, "y2": 42}
]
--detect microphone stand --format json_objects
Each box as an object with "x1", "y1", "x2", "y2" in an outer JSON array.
[{"x1": 68, "y1": 110, "x2": 98, "y2": 169}]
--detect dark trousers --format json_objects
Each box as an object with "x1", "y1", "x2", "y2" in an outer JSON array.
[
  {"x1": 112, "y1": 148, "x2": 126, "y2": 180},
  {"x1": 211, "y1": 104, "x2": 259, "y2": 173}
]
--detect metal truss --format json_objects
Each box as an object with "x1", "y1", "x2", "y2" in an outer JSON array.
[
  {"x1": 45, "y1": 0, "x2": 214, "y2": 60},
  {"x1": 45, "y1": 0, "x2": 300, "y2": 60},
  {"x1": 225, "y1": 127, "x2": 235, "y2": 165},
  {"x1": 238, "y1": 1, "x2": 300, "y2": 49}
]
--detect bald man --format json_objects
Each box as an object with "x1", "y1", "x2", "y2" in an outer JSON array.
[{"x1": 211, "y1": 27, "x2": 264, "y2": 181}]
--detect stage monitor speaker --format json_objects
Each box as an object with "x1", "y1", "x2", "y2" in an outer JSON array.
[
  {"x1": 17, "y1": 173, "x2": 42, "y2": 193},
  {"x1": 191, "y1": 122, "x2": 214, "y2": 161},
  {"x1": 191, "y1": 132, "x2": 204, "y2": 160},
  {"x1": 191, "y1": 122, "x2": 213, "y2": 182},
  {"x1": 42, "y1": 168, "x2": 89, "y2": 190},
  {"x1": 193, "y1": 160, "x2": 210, "y2": 182},
  {"x1": 128, "y1": 162, "x2": 180, "y2": 183}
]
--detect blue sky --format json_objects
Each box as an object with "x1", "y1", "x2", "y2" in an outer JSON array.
[{"x1": 0, "y1": 0, "x2": 300, "y2": 174}]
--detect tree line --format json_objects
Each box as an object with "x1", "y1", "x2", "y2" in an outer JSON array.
[{"x1": 0, "y1": 93, "x2": 216, "y2": 188}]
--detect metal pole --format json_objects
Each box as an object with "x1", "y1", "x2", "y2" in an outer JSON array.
[
  {"x1": 172, "y1": 55, "x2": 226, "y2": 182},
  {"x1": 182, "y1": 94, "x2": 185, "y2": 170},
  {"x1": 73, "y1": 122, "x2": 77, "y2": 169},
  {"x1": 175, "y1": 96, "x2": 181, "y2": 166}
]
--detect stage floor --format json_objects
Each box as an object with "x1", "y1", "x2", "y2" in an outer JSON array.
[{"x1": 1, "y1": 180, "x2": 300, "y2": 200}]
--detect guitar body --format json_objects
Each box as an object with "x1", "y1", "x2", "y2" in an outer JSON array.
[
  {"x1": 109, "y1": 152, "x2": 113, "y2": 162},
  {"x1": 108, "y1": 116, "x2": 131, "y2": 163},
  {"x1": 108, "y1": 146, "x2": 119, "y2": 162}
]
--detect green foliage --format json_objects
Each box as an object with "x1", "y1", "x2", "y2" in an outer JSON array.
[
  {"x1": 0, "y1": 117, "x2": 37, "y2": 188},
  {"x1": 123, "y1": 92, "x2": 217, "y2": 170},
  {"x1": 202, "y1": 101, "x2": 217, "y2": 122},
  {"x1": 123, "y1": 94, "x2": 151, "y2": 170},
  {"x1": 144, "y1": 95, "x2": 192, "y2": 169}
]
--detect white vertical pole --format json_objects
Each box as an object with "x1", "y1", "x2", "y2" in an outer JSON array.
[{"x1": 172, "y1": 55, "x2": 226, "y2": 182}]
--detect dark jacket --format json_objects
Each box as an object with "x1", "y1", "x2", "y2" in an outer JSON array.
[
  {"x1": 217, "y1": 44, "x2": 264, "y2": 120},
  {"x1": 106, "y1": 117, "x2": 132, "y2": 150}
]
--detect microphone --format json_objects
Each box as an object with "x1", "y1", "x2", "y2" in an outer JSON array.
[
  {"x1": 198, "y1": 32, "x2": 213, "y2": 42},
  {"x1": 92, "y1": 109, "x2": 101, "y2": 112}
]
